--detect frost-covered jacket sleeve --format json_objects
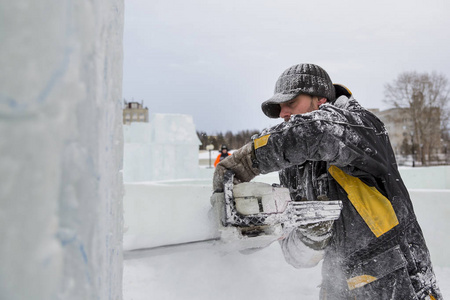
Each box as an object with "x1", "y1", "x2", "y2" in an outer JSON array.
[
  {"x1": 254, "y1": 104, "x2": 389, "y2": 176},
  {"x1": 279, "y1": 228, "x2": 324, "y2": 268}
]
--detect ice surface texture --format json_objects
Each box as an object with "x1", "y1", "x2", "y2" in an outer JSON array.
[{"x1": 0, "y1": 1, "x2": 124, "y2": 299}]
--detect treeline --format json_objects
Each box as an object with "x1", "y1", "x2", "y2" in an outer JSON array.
[{"x1": 197, "y1": 130, "x2": 260, "y2": 150}]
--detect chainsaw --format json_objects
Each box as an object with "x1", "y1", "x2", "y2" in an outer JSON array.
[{"x1": 212, "y1": 171, "x2": 342, "y2": 251}]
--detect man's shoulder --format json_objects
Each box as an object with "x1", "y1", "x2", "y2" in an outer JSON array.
[
  {"x1": 323, "y1": 96, "x2": 379, "y2": 120},
  {"x1": 326, "y1": 96, "x2": 365, "y2": 112},
  {"x1": 319, "y1": 96, "x2": 387, "y2": 129}
]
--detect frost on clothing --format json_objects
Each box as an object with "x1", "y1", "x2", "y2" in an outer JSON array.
[{"x1": 253, "y1": 96, "x2": 442, "y2": 299}]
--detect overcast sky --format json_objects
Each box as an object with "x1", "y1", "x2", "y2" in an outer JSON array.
[{"x1": 122, "y1": 0, "x2": 450, "y2": 133}]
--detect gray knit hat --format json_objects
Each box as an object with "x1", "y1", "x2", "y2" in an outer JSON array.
[{"x1": 261, "y1": 63, "x2": 336, "y2": 118}]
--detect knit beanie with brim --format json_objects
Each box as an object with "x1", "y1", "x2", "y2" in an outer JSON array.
[{"x1": 261, "y1": 63, "x2": 336, "y2": 118}]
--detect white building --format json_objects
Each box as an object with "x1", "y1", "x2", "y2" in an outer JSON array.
[{"x1": 123, "y1": 100, "x2": 149, "y2": 124}]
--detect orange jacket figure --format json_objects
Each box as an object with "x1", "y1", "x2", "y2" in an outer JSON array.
[{"x1": 214, "y1": 145, "x2": 231, "y2": 167}]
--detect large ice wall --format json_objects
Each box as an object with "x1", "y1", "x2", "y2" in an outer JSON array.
[
  {"x1": 0, "y1": 1, "x2": 124, "y2": 300},
  {"x1": 123, "y1": 114, "x2": 201, "y2": 182}
]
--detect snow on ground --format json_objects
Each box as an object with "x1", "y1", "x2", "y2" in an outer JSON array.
[
  {"x1": 123, "y1": 242, "x2": 323, "y2": 300},
  {"x1": 122, "y1": 166, "x2": 450, "y2": 300},
  {"x1": 123, "y1": 244, "x2": 450, "y2": 300}
]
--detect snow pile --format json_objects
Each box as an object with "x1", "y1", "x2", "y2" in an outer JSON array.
[
  {"x1": 0, "y1": 2, "x2": 124, "y2": 300},
  {"x1": 123, "y1": 114, "x2": 201, "y2": 182}
]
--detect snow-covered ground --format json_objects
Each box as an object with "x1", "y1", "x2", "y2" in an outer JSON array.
[
  {"x1": 122, "y1": 166, "x2": 450, "y2": 300},
  {"x1": 123, "y1": 243, "x2": 450, "y2": 300}
]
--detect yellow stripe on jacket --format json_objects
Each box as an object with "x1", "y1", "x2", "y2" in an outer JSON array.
[{"x1": 328, "y1": 166, "x2": 399, "y2": 237}]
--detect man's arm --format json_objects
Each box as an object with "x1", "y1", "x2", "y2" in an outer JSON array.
[
  {"x1": 254, "y1": 106, "x2": 389, "y2": 176},
  {"x1": 279, "y1": 228, "x2": 325, "y2": 268}
]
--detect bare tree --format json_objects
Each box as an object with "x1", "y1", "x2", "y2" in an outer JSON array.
[{"x1": 384, "y1": 71, "x2": 450, "y2": 165}]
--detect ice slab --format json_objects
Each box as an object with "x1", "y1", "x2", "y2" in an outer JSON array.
[
  {"x1": 0, "y1": 1, "x2": 124, "y2": 299},
  {"x1": 123, "y1": 114, "x2": 201, "y2": 182}
]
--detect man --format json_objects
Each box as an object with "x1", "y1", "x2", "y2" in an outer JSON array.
[
  {"x1": 214, "y1": 144, "x2": 231, "y2": 167},
  {"x1": 212, "y1": 64, "x2": 441, "y2": 299}
]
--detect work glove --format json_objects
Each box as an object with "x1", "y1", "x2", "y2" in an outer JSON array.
[
  {"x1": 212, "y1": 142, "x2": 261, "y2": 192},
  {"x1": 295, "y1": 220, "x2": 334, "y2": 250}
]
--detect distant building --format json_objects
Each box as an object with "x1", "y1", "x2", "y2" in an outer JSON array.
[
  {"x1": 123, "y1": 100, "x2": 149, "y2": 124},
  {"x1": 369, "y1": 107, "x2": 412, "y2": 155},
  {"x1": 370, "y1": 107, "x2": 443, "y2": 164}
]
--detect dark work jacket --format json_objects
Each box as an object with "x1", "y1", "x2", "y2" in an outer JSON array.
[{"x1": 253, "y1": 96, "x2": 441, "y2": 299}]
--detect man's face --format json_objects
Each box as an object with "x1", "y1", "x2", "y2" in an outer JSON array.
[{"x1": 279, "y1": 94, "x2": 326, "y2": 121}]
